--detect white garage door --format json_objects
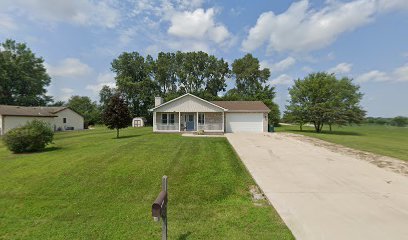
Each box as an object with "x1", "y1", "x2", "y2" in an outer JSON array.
[{"x1": 225, "y1": 113, "x2": 263, "y2": 133}]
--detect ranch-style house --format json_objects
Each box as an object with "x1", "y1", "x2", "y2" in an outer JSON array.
[{"x1": 150, "y1": 93, "x2": 270, "y2": 133}]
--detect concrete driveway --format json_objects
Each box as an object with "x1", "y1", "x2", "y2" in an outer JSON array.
[{"x1": 226, "y1": 133, "x2": 408, "y2": 240}]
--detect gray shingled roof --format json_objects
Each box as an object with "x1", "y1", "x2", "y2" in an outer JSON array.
[
  {"x1": 211, "y1": 101, "x2": 270, "y2": 112},
  {"x1": 0, "y1": 105, "x2": 68, "y2": 117}
]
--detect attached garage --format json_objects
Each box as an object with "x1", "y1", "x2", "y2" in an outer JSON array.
[
  {"x1": 149, "y1": 94, "x2": 271, "y2": 134},
  {"x1": 225, "y1": 113, "x2": 264, "y2": 133},
  {"x1": 211, "y1": 101, "x2": 270, "y2": 133}
]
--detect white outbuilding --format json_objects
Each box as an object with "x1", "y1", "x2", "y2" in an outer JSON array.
[
  {"x1": 0, "y1": 105, "x2": 84, "y2": 135},
  {"x1": 132, "y1": 117, "x2": 147, "y2": 127}
]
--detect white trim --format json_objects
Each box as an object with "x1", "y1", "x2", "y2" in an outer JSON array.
[
  {"x1": 149, "y1": 93, "x2": 228, "y2": 111},
  {"x1": 225, "y1": 110, "x2": 270, "y2": 113},
  {"x1": 222, "y1": 111, "x2": 224, "y2": 132},
  {"x1": 154, "y1": 130, "x2": 180, "y2": 133},
  {"x1": 178, "y1": 112, "x2": 181, "y2": 132}
]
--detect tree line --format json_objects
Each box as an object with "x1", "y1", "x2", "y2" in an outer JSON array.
[
  {"x1": 364, "y1": 116, "x2": 408, "y2": 127},
  {"x1": 3, "y1": 38, "x2": 405, "y2": 133},
  {"x1": 0, "y1": 39, "x2": 280, "y2": 126},
  {"x1": 100, "y1": 51, "x2": 280, "y2": 125}
]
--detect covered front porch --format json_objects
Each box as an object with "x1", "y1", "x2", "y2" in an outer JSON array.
[{"x1": 153, "y1": 112, "x2": 224, "y2": 133}]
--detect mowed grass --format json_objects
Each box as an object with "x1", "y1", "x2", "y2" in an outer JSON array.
[
  {"x1": 0, "y1": 127, "x2": 293, "y2": 240},
  {"x1": 277, "y1": 124, "x2": 408, "y2": 161}
]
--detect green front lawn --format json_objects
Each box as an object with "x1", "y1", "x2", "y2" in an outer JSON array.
[
  {"x1": 0, "y1": 127, "x2": 293, "y2": 239},
  {"x1": 277, "y1": 124, "x2": 408, "y2": 161}
]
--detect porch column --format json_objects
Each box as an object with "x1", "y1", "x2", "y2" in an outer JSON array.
[
  {"x1": 178, "y1": 112, "x2": 181, "y2": 132},
  {"x1": 196, "y1": 112, "x2": 199, "y2": 131},
  {"x1": 153, "y1": 112, "x2": 156, "y2": 132},
  {"x1": 222, "y1": 111, "x2": 225, "y2": 132}
]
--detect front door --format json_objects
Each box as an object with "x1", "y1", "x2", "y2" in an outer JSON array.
[{"x1": 186, "y1": 114, "x2": 195, "y2": 131}]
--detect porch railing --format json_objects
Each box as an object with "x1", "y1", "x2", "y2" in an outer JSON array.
[
  {"x1": 156, "y1": 123, "x2": 179, "y2": 131},
  {"x1": 197, "y1": 123, "x2": 223, "y2": 131}
]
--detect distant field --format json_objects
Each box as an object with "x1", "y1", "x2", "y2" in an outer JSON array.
[
  {"x1": 276, "y1": 124, "x2": 408, "y2": 161},
  {"x1": 0, "y1": 127, "x2": 293, "y2": 239}
]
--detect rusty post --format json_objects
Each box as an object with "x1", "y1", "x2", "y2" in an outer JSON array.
[
  {"x1": 162, "y1": 176, "x2": 168, "y2": 240},
  {"x1": 152, "y1": 176, "x2": 168, "y2": 240}
]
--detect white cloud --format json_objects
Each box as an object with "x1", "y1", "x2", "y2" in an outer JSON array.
[
  {"x1": 260, "y1": 57, "x2": 296, "y2": 73},
  {"x1": 46, "y1": 58, "x2": 92, "y2": 78},
  {"x1": 168, "y1": 8, "x2": 231, "y2": 44},
  {"x1": 59, "y1": 88, "x2": 74, "y2": 101},
  {"x1": 270, "y1": 74, "x2": 293, "y2": 85},
  {"x1": 356, "y1": 63, "x2": 408, "y2": 83},
  {"x1": 377, "y1": 0, "x2": 408, "y2": 12},
  {"x1": 242, "y1": 0, "x2": 406, "y2": 53},
  {"x1": 86, "y1": 72, "x2": 116, "y2": 94},
  {"x1": 393, "y1": 64, "x2": 408, "y2": 82},
  {"x1": 355, "y1": 70, "x2": 390, "y2": 83},
  {"x1": 0, "y1": 0, "x2": 120, "y2": 28},
  {"x1": 0, "y1": 14, "x2": 17, "y2": 33},
  {"x1": 328, "y1": 62, "x2": 353, "y2": 74}
]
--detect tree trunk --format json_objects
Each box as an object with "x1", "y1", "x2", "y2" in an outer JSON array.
[
  {"x1": 329, "y1": 124, "x2": 332, "y2": 132},
  {"x1": 315, "y1": 122, "x2": 322, "y2": 133},
  {"x1": 116, "y1": 128, "x2": 120, "y2": 138},
  {"x1": 313, "y1": 122, "x2": 320, "y2": 133},
  {"x1": 300, "y1": 123, "x2": 303, "y2": 131}
]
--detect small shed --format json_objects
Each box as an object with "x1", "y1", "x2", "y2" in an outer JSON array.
[{"x1": 132, "y1": 117, "x2": 147, "y2": 127}]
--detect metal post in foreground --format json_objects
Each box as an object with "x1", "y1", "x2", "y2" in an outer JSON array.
[
  {"x1": 152, "y1": 176, "x2": 168, "y2": 240},
  {"x1": 161, "y1": 176, "x2": 168, "y2": 240}
]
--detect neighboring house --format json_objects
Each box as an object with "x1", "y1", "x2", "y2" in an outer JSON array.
[
  {"x1": 150, "y1": 93, "x2": 270, "y2": 133},
  {"x1": 0, "y1": 105, "x2": 84, "y2": 135}
]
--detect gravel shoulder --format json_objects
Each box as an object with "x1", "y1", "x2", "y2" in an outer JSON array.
[{"x1": 279, "y1": 132, "x2": 408, "y2": 176}]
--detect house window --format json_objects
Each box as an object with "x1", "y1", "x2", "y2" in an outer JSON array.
[
  {"x1": 198, "y1": 113, "x2": 205, "y2": 125},
  {"x1": 161, "y1": 114, "x2": 168, "y2": 124},
  {"x1": 63, "y1": 118, "x2": 67, "y2": 123},
  {"x1": 169, "y1": 114, "x2": 175, "y2": 124}
]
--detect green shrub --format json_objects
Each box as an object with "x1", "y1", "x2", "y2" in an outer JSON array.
[{"x1": 3, "y1": 120, "x2": 54, "y2": 153}]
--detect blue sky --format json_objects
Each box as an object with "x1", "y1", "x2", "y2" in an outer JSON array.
[{"x1": 1, "y1": 0, "x2": 407, "y2": 117}]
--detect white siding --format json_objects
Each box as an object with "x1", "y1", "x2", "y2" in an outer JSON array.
[
  {"x1": 132, "y1": 118, "x2": 145, "y2": 127},
  {"x1": 54, "y1": 109, "x2": 84, "y2": 131},
  {"x1": 225, "y1": 113, "x2": 264, "y2": 133},
  {"x1": 154, "y1": 95, "x2": 223, "y2": 113},
  {"x1": 3, "y1": 116, "x2": 55, "y2": 134},
  {"x1": 0, "y1": 115, "x2": 3, "y2": 135}
]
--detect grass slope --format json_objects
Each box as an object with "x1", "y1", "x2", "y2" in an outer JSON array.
[
  {"x1": 0, "y1": 127, "x2": 293, "y2": 239},
  {"x1": 277, "y1": 124, "x2": 408, "y2": 161}
]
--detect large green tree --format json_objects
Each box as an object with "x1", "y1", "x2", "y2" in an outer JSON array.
[
  {"x1": 154, "y1": 52, "x2": 178, "y2": 95},
  {"x1": 175, "y1": 51, "x2": 229, "y2": 96},
  {"x1": 110, "y1": 51, "x2": 230, "y2": 122},
  {"x1": 227, "y1": 54, "x2": 280, "y2": 126},
  {"x1": 0, "y1": 39, "x2": 52, "y2": 105},
  {"x1": 111, "y1": 52, "x2": 158, "y2": 121},
  {"x1": 67, "y1": 96, "x2": 101, "y2": 125},
  {"x1": 286, "y1": 72, "x2": 365, "y2": 132},
  {"x1": 99, "y1": 85, "x2": 115, "y2": 107},
  {"x1": 231, "y1": 53, "x2": 270, "y2": 97}
]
